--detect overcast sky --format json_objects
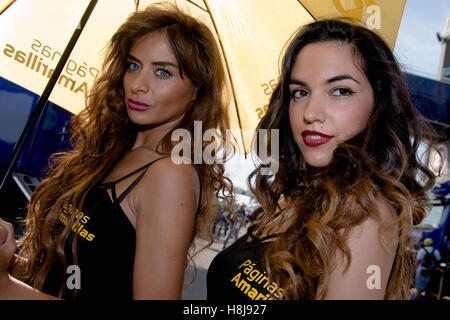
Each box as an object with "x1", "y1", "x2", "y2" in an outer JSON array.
[{"x1": 394, "y1": 0, "x2": 450, "y2": 78}]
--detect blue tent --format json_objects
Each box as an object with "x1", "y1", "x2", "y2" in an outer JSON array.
[{"x1": 404, "y1": 72, "x2": 450, "y2": 127}]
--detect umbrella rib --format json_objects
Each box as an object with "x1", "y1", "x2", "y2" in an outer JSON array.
[
  {"x1": 296, "y1": 0, "x2": 315, "y2": 20},
  {"x1": 185, "y1": 0, "x2": 208, "y2": 13},
  {"x1": 202, "y1": 0, "x2": 248, "y2": 155},
  {"x1": 0, "y1": 0, "x2": 16, "y2": 16}
]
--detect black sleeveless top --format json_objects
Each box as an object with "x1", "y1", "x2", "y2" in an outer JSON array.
[
  {"x1": 207, "y1": 232, "x2": 284, "y2": 301},
  {"x1": 43, "y1": 158, "x2": 167, "y2": 300}
]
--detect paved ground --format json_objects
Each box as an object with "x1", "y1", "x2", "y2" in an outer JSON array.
[{"x1": 182, "y1": 226, "x2": 247, "y2": 300}]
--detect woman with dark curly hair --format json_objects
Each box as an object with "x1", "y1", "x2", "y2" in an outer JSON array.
[
  {"x1": 207, "y1": 19, "x2": 437, "y2": 300},
  {"x1": 0, "y1": 3, "x2": 233, "y2": 300}
]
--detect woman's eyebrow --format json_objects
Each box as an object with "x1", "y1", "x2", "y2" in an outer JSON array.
[
  {"x1": 326, "y1": 74, "x2": 360, "y2": 84},
  {"x1": 151, "y1": 61, "x2": 178, "y2": 68},
  {"x1": 126, "y1": 55, "x2": 178, "y2": 69},
  {"x1": 289, "y1": 78, "x2": 307, "y2": 86},
  {"x1": 289, "y1": 74, "x2": 360, "y2": 86},
  {"x1": 127, "y1": 54, "x2": 141, "y2": 63}
]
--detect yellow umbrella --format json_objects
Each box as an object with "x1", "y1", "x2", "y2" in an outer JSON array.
[{"x1": 0, "y1": 0, "x2": 406, "y2": 187}]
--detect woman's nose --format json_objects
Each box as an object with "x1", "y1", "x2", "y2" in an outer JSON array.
[
  {"x1": 130, "y1": 72, "x2": 149, "y2": 94},
  {"x1": 303, "y1": 93, "x2": 326, "y2": 124}
]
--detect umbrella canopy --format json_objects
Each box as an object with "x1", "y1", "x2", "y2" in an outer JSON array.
[{"x1": 0, "y1": 0, "x2": 406, "y2": 154}]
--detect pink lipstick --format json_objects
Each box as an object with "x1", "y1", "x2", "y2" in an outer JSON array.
[
  {"x1": 301, "y1": 130, "x2": 334, "y2": 146},
  {"x1": 128, "y1": 98, "x2": 149, "y2": 111}
]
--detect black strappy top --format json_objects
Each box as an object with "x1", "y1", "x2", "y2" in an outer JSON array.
[
  {"x1": 207, "y1": 232, "x2": 284, "y2": 301},
  {"x1": 43, "y1": 157, "x2": 189, "y2": 300},
  {"x1": 99, "y1": 159, "x2": 160, "y2": 206}
]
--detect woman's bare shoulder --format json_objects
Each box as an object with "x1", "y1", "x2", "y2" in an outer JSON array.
[{"x1": 135, "y1": 157, "x2": 200, "y2": 215}]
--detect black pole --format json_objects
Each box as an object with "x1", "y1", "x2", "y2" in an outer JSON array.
[{"x1": 0, "y1": 0, "x2": 98, "y2": 192}]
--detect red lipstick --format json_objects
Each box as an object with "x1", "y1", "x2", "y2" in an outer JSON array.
[
  {"x1": 301, "y1": 130, "x2": 334, "y2": 146},
  {"x1": 128, "y1": 98, "x2": 149, "y2": 111}
]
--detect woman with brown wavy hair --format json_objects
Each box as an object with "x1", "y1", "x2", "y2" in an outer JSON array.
[
  {"x1": 207, "y1": 19, "x2": 437, "y2": 300},
  {"x1": 0, "y1": 3, "x2": 233, "y2": 300}
]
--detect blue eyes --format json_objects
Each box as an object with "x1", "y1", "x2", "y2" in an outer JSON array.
[
  {"x1": 155, "y1": 68, "x2": 171, "y2": 79},
  {"x1": 128, "y1": 62, "x2": 140, "y2": 72},
  {"x1": 126, "y1": 62, "x2": 172, "y2": 79}
]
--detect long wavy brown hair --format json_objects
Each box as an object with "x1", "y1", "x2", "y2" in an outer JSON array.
[
  {"x1": 248, "y1": 20, "x2": 437, "y2": 300},
  {"x1": 17, "y1": 3, "x2": 234, "y2": 296}
]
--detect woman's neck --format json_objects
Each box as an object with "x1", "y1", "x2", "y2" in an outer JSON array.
[{"x1": 132, "y1": 119, "x2": 180, "y2": 151}]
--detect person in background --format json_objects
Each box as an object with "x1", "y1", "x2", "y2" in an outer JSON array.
[
  {"x1": 222, "y1": 203, "x2": 247, "y2": 250},
  {"x1": 440, "y1": 240, "x2": 450, "y2": 299},
  {"x1": 213, "y1": 207, "x2": 223, "y2": 236},
  {"x1": 0, "y1": 3, "x2": 233, "y2": 300},
  {"x1": 414, "y1": 238, "x2": 441, "y2": 300},
  {"x1": 213, "y1": 207, "x2": 229, "y2": 238},
  {"x1": 207, "y1": 19, "x2": 438, "y2": 300}
]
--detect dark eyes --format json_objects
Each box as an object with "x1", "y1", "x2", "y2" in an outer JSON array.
[
  {"x1": 291, "y1": 88, "x2": 309, "y2": 99},
  {"x1": 291, "y1": 87, "x2": 354, "y2": 100},
  {"x1": 330, "y1": 87, "x2": 354, "y2": 97}
]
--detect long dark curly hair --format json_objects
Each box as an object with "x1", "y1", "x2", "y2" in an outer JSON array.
[
  {"x1": 17, "y1": 3, "x2": 234, "y2": 296},
  {"x1": 248, "y1": 19, "x2": 437, "y2": 299}
]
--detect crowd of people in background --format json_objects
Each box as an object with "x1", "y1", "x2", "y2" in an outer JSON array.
[{"x1": 213, "y1": 203, "x2": 253, "y2": 249}]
